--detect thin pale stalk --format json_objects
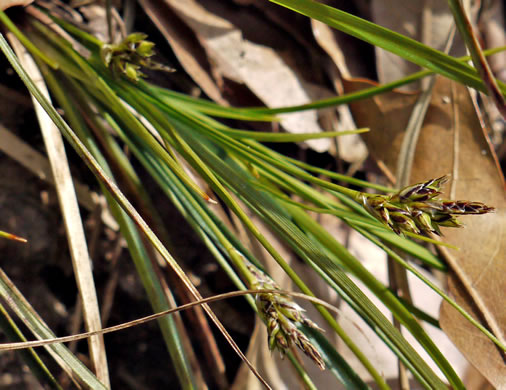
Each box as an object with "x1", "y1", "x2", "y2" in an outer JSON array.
[{"x1": 8, "y1": 35, "x2": 110, "y2": 387}]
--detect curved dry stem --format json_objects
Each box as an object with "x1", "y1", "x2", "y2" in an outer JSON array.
[{"x1": 0, "y1": 289, "x2": 341, "y2": 351}]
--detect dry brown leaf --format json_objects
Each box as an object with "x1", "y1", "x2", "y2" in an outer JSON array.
[
  {"x1": 464, "y1": 363, "x2": 498, "y2": 390},
  {"x1": 310, "y1": 1, "x2": 374, "y2": 81},
  {"x1": 241, "y1": 1, "x2": 370, "y2": 159},
  {"x1": 343, "y1": 77, "x2": 419, "y2": 180},
  {"x1": 311, "y1": 19, "x2": 351, "y2": 79},
  {"x1": 436, "y1": 86, "x2": 506, "y2": 388},
  {"x1": 138, "y1": 0, "x2": 227, "y2": 104},
  {"x1": 310, "y1": 16, "x2": 369, "y2": 164},
  {"x1": 346, "y1": 76, "x2": 506, "y2": 387},
  {"x1": 0, "y1": 0, "x2": 31, "y2": 11}
]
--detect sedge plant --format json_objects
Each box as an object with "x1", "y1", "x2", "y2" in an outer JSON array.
[{"x1": 0, "y1": 3, "x2": 500, "y2": 390}]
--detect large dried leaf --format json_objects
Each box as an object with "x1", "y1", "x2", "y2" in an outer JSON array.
[
  {"x1": 435, "y1": 93, "x2": 506, "y2": 388},
  {"x1": 346, "y1": 76, "x2": 506, "y2": 387}
]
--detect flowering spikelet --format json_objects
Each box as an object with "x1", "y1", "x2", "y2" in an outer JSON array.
[
  {"x1": 100, "y1": 33, "x2": 175, "y2": 81},
  {"x1": 247, "y1": 263, "x2": 325, "y2": 370},
  {"x1": 357, "y1": 175, "x2": 494, "y2": 236}
]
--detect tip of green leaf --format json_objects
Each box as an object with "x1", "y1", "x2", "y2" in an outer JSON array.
[{"x1": 0, "y1": 231, "x2": 27, "y2": 243}]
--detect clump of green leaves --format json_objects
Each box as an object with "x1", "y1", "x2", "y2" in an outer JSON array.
[
  {"x1": 100, "y1": 33, "x2": 174, "y2": 81},
  {"x1": 357, "y1": 175, "x2": 494, "y2": 236}
]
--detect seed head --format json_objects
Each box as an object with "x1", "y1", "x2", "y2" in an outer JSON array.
[
  {"x1": 100, "y1": 33, "x2": 175, "y2": 82},
  {"x1": 358, "y1": 175, "x2": 494, "y2": 236},
  {"x1": 247, "y1": 264, "x2": 325, "y2": 370}
]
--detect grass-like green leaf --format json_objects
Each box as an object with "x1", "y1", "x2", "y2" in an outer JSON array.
[
  {"x1": 0, "y1": 303, "x2": 62, "y2": 389},
  {"x1": 165, "y1": 127, "x2": 454, "y2": 388}
]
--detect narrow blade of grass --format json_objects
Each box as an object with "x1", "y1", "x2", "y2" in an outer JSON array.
[
  {"x1": 448, "y1": 0, "x2": 506, "y2": 117},
  {"x1": 267, "y1": 0, "x2": 492, "y2": 95},
  {"x1": 0, "y1": 303, "x2": 62, "y2": 389},
  {"x1": 0, "y1": 269, "x2": 107, "y2": 389},
  {"x1": 170, "y1": 126, "x2": 453, "y2": 389}
]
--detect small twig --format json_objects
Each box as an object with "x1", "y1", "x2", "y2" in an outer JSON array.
[{"x1": 0, "y1": 289, "x2": 341, "y2": 351}]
